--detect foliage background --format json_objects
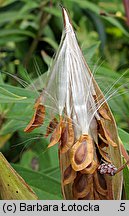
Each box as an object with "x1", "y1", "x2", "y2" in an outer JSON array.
[{"x1": 0, "y1": 0, "x2": 129, "y2": 199}]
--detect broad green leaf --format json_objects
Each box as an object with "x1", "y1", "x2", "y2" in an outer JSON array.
[
  {"x1": 123, "y1": 165, "x2": 129, "y2": 200},
  {"x1": 118, "y1": 128, "x2": 129, "y2": 151},
  {"x1": 44, "y1": 167, "x2": 60, "y2": 181},
  {"x1": 19, "y1": 150, "x2": 38, "y2": 170},
  {"x1": 0, "y1": 153, "x2": 38, "y2": 200},
  {"x1": 19, "y1": 150, "x2": 60, "y2": 182},
  {"x1": 12, "y1": 164, "x2": 62, "y2": 199}
]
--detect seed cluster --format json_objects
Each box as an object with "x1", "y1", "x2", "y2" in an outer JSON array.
[
  {"x1": 24, "y1": 7, "x2": 123, "y2": 200},
  {"x1": 98, "y1": 162, "x2": 117, "y2": 176}
]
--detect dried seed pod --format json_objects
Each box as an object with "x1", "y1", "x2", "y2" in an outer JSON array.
[
  {"x1": 24, "y1": 94, "x2": 45, "y2": 132},
  {"x1": 98, "y1": 106, "x2": 111, "y2": 121},
  {"x1": 70, "y1": 135, "x2": 94, "y2": 171},
  {"x1": 48, "y1": 117, "x2": 64, "y2": 148},
  {"x1": 45, "y1": 118, "x2": 58, "y2": 137},
  {"x1": 60, "y1": 118, "x2": 74, "y2": 153},
  {"x1": 95, "y1": 139, "x2": 111, "y2": 163},
  {"x1": 98, "y1": 119, "x2": 117, "y2": 147},
  {"x1": 98, "y1": 134, "x2": 109, "y2": 148},
  {"x1": 24, "y1": 7, "x2": 123, "y2": 200}
]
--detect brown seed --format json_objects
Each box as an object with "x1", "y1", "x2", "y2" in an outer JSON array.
[
  {"x1": 74, "y1": 141, "x2": 87, "y2": 165},
  {"x1": 74, "y1": 174, "x2": 87, "y2": 193},
  {"x1": 61, "y1": 127, "x2": 68, "y2": 148},
  {"x1": 70, "y1": 135, "x2": 94, "y2": 171},
  {"x1": 60, "y1": 118, "x2": 74, "y2": 154},
  {"x1": 63, "y1": 165, "x2": 76, "y2": 185},
  {"x1": 64, "y1": 165, "x2": 72, "y2": 180},
  {"x1": 97, "y1": 172, "x2": 107, "y2": 190}
]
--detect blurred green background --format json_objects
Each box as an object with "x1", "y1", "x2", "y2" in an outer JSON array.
[{"x1": 0, "y1": 0, "x2": 129, "y2": 199}]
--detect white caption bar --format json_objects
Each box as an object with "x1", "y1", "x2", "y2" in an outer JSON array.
[{"x1": 0, "y1": 201, "x2": 128, "y2": 216}]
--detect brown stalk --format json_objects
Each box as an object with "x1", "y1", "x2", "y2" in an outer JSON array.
[
  {"x1": 23, "y1": 3, "x2": 51, "y2": 67},
  {"x1": 123, "y1": 0, "x2": 129, "y2": 26}
]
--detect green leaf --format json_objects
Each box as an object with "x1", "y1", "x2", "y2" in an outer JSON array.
[
  {"x1": 70, "y1": 0, "x2": 100, "y2": 14},
  {"x1": 103, "y1": 16, "x2": 129, "y2": 37},
  {"x1": 83, "y1": 42, "x2": 100, "y2": 61},
  {"x1": 44, "y1": 7, "x2": 61, "y2": 17},
  {"x1": 12, "y1": 164, "x2": 62, "y2": 199},
  {"x1": 0, "y1": 134, "x2": 12, "y2": 148},
  {"x1": 0, "y1": 35, "x2": 27, "y2": 45},
  {"x1": 70, "y1": 0, "x2": 129, "y2": 37},
  {"x1": 42, "y1": 37, "x2": 58, "y2": 50},
  {"x1": 0, "y1": 84, "x2": 37, "y2": 103},
  {"x1": 0, "y1": 29, "x2": 35, "y2": 38},
  {"x1": 41, "y1": 51, "x2": 51, "y2": 66},
  {"x1": 123, "y1": 165, "x2": 129, "y2": 200},
  {"x1": 0, "y1": 153, "x2": 38, "y2": 200},
  {"x1": 27, "y1": 72, "x2": 48, "y2": 91},
  {"x1": 0, "y1": 86, "x2": 27, "y2": 100},
  {"x1": 118, "y1": 128, "x2": 129, "y2": 151},
  {"x1": 0, "y1": 12, "x2": 35, "y2": 24}
]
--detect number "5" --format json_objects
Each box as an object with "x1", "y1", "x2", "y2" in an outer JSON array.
[{"x1": 120, "y1": 203, "x2": 125, "y2": 211}]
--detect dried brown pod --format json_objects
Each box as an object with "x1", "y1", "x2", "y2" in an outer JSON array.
[
  {"x1": 24, "y1": 8, "x2": 123, "y2": 200},
  {"x1": 24, "y1": 94, "x2": 45, "y2": 132}
]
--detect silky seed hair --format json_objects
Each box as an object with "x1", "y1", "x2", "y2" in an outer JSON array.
[{"x1": 23, "y1": 7, "x2": 123, "y2": 200}]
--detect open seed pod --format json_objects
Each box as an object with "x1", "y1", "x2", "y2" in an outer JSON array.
[
  {"x1": 58, "y1": 8, "x2": 122, "y2": 200},
  {"x1": 24, "y1": 93, "x2": 45, "y2": 132},
  {"x1": 24, "y1": 7, "x2": 123, "y2": 200},
  {"x1": 45, "y1": 117, "x2": 58, "y2": 137},
  {"x1": 48, "y1": 116, "x2": 64, "y2": 148}
]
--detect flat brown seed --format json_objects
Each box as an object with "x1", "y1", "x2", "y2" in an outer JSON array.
[
  {"x1": 75, "y1": 141, "x2": 87, "y2": 165},
  {"x1": 70, "y1": 135, "x2": 94, "y2": 171},
  {"x1": 60, "y1": 118, "x2": 74, "y2": 154},
  {"x1": 63, "y1": 165, "x2": 76, "y2": 185},
  {"x1": 94, "y1": 171, "x2": 107, "y2": 196},
  {"x1": 73, "y1": 173, "x2": 92, "y2": 199}
]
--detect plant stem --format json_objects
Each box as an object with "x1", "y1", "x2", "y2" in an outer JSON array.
[{"x1": 23, "y1": 10, "x2": 51, "y2": 68}]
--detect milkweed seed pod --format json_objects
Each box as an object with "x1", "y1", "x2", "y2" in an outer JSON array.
[{"x1": 24, "y1": 8, "x2": 123, "y2": 200}]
